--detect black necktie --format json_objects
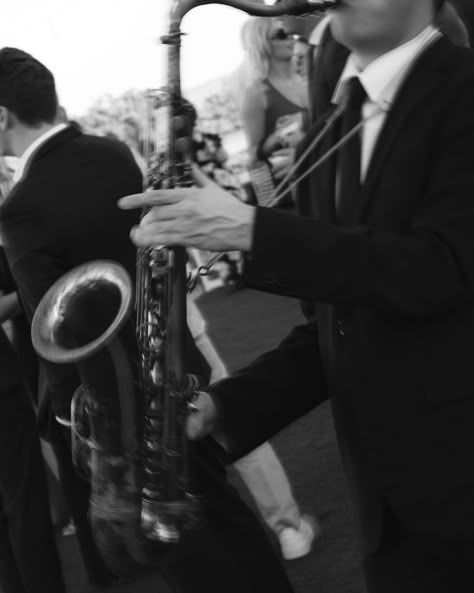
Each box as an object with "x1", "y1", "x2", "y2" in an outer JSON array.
[{"x1": 336, "y1": 77, "x2": 367, "y2": 224}]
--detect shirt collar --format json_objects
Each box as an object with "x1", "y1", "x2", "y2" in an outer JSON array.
[
  {"x1": 13, "y1": 122, "x2": 68, "y2": 183},
  {"x1": 332, "y1": 25, "x2": 441, "y2": 111}
]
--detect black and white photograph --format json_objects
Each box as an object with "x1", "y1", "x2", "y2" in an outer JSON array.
[{"x1": 1, "y1": 1, "x2": 474, "y2": 592}]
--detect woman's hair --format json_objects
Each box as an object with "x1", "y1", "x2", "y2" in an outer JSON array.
[{"x1": 241, "y1": 17, "x2": 279, "y2": 81}]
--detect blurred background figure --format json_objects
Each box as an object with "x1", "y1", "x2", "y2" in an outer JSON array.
[
  {"x1": 239, "y1": 16, "x2": 309, "y2": 210},
  {"x1": 187, "y1": 296, "x2": 320, "y2": 561},
  {"x1": 190, "y1": 108, "x2": 245, "y2": 288}
]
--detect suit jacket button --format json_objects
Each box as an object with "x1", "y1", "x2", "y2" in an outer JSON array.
[{"x1": 263, "y1": 271, "x2": 278, "y2": 286}]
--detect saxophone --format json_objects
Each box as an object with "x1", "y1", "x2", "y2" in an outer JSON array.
[{"x1": 31, "y1": 0, "x2": 339, "y2": 577}]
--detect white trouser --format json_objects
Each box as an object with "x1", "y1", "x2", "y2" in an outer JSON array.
[{"x1": 188, "y1": 298, "x2": 301, "y2": 534}]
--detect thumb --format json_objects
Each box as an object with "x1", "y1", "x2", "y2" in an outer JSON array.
[{"x1": 186, "y1": 391, "x2": 218, "y2": 439}]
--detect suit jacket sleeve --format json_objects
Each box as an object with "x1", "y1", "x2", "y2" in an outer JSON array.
[
  {"x1": 208, "y1": 319, "x2": 328, "y2": 457},
  {"x1": 0, "y1": 247, "x2": 15, "y2": 293},
  {"x1": 0, "y1": 185, "x2": 69, "y2": 322},
  {"x1": 244, "y1": 76, "x2": 474, "y2": 318},
  {"x1": 0, "y1": 186, "x2": 77, "y2": 419}
]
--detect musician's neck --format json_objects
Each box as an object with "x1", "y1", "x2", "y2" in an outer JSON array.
[{"x1": 351, "y1": 20, "x2": 433, "y2": 71}]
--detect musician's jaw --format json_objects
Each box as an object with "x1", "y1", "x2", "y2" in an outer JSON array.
[{"x1": 331, "y1": 0, "x2": 436, "y2": 71}]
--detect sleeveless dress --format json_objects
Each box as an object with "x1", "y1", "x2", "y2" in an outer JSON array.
[
  {"x1": 262, "y1": 79, "x2": 309, "y2": 144},
  {"x1": 259, "y1": 80, "x2": 309, "y2": 210}
]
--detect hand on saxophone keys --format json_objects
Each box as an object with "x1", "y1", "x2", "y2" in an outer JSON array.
[
  {"x1": 186, "y1": 390, "x2": 219, "y2": 440},
  {"x1": 118, "y1": 165, "x2": 256, "y2": 253}
]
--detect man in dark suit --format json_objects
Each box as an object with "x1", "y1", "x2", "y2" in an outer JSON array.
[
  {"x1": 0, "y1": 248, "x2": 65, "y2": 593},
  {"x1": 0, "y1": 48, "x2": 295, "y2": 593},
  {"x1": 120, "y1": 0, "x2": 474, "y2": 590},
  {"x1": 0, "y1": 46, "x2": 142, "y2": 586}
]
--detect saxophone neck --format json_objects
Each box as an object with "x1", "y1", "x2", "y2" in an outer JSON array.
[{"x1": 167, "y1": 0, "x2": 340, "y2": 31}]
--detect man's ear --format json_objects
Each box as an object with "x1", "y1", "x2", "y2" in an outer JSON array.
[{"x1": 0, "y1": 107, "x2": 10, "y2": 132}]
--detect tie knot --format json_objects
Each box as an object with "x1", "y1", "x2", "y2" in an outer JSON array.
[{"x1": 344, "y1": 77, "x2": 367, "y2": 110}]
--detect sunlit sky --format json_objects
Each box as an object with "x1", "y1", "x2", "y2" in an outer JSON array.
[{"x1": 1, "y1": 1, "x2": 251, "y2": 117}]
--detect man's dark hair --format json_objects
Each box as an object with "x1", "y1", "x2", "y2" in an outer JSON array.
[
  {"x1": 0, "y1": 47, "x2": 58, "y2": 126},
  {"x1": 435, "y1": 0, "x2": 447, "y2": 10}
]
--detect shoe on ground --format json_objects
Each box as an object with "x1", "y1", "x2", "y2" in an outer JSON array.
[{"x1": 278, "y1": 515, "x2": 321, "y2": 560}]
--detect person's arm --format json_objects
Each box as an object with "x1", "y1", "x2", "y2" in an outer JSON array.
[
  {"x1": 119, "y1": 68, "x2": 474, "y2": 317},
  {"x1": 187, "y1": 319, "x2": 328, "y2": 457},
  {"x1": 0, "y1": 191, "x2": 69, "y2": 321}
]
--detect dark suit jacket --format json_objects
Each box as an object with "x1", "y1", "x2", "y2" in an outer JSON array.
[
  {"x1": 0, "y1": 126, "x2": 143, "y2": 435},
  {"x1": 209, "y1": 36, "x2": 474, "y2": 554},
  {"x1": 453, "y1": 0, "x2": 474, "y2": 45},
  {"x1": 0, "y1": 248, "x2": 22, "y2": 397}
]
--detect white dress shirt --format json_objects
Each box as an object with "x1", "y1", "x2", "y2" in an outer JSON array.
[
  {"x1": 331, "y1": 26, "x2": 441, "y2": 181},
  {"x1": 13, "y1": 123, "x2": 68, "y2": 183}
]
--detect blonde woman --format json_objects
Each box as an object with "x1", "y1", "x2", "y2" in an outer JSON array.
[{"x1": 240, "y1": 17, "x2": 309, "y2": 194}]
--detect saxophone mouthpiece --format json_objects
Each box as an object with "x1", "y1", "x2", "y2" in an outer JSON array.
[{"x1": 286, "y1": 0, "x2": 341, "y2": 16}]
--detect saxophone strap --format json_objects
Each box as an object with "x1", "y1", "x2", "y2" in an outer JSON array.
[
  {"x1": 269, "y1": 29, "x2": 443, "y2": 208},
  {"x1": 269, "y1": 102, "x2": 384, "y2": 208},
  {"x1": 187, "y1": 104, "x2": 383, "y2": 284}
]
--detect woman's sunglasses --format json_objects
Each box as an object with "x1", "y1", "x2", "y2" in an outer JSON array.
[{"x1": 270, "y1": 28, "x2": 293, "y2": 41}]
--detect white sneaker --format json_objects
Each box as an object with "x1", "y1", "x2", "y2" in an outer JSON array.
[
  {"x1": 278, "y1": 515, "x2": 320, "y2": 560},
  {"x1": 60, "y1": 520, "x2": 76, "y2": 537}
]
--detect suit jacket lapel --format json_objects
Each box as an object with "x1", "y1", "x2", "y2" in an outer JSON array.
[{"x1": 352, "y1": 36, "x2": 455, "y2": 224}]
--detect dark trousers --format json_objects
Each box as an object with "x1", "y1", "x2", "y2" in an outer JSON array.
[
  {"x1": 159, "y1": 438, "x2": 294, "y2": 593},
  {"x1": 364, "y1": 507, "x2": 474, "y2": 593},
  {"x1": 50, "y1": 424, "x2": 293, "y2": 593},
  {"x1": 0, "y1": 389, "x2": 65, "y2": 593}
]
